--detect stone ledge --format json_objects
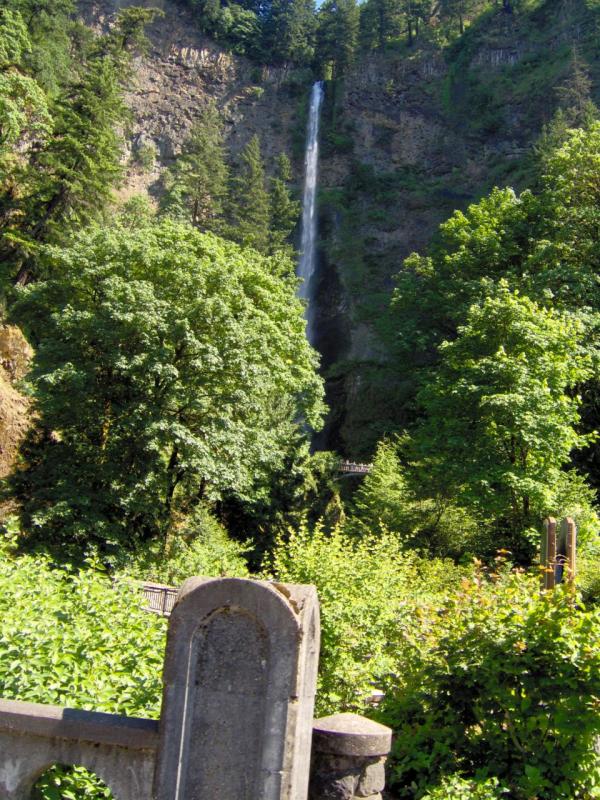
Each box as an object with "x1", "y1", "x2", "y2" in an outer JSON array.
[
  {"x1": 0, "y1": 698, "x2": 159, "y2": 751},
  {"x1": 312, "y1": 713, "x2": 392, "y2": 757}
]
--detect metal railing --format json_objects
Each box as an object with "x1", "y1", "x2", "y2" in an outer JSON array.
[
  {"x1": 141, "y1": 582, "x2": 178, "y2": 616},
  {"x1": 338, "y1": 461, "x2": 372, "y2": 475}
]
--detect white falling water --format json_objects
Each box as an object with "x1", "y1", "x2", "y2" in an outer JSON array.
[{"x1": 298, "y1": 81, "x2": 324, "y2": 345}]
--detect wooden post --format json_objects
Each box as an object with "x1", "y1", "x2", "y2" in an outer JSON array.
[
  {"x1": 563, "y1": 516, "x2": 577, "y2": 585},
  {"x1": 541, "y1": 517, "x2": 577, "y2": 590},
  {"x1": 541, "y1": 517, "x2": 557, "y2": 590}
]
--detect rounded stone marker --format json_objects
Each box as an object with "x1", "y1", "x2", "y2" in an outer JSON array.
[{"x1": 312, "y1": 713, "x2": 392, "y2": 757}]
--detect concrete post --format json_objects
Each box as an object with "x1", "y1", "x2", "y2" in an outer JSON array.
[
  {"x1": 309, "y1": 713, "x2": 392, "y2": 800},
  {"x1": 154, "y1": 577, "x2": 320, "y2": 800}
]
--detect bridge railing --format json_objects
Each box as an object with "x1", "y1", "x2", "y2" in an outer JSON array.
[
  {"x1": 141, "y1": 581, "x2": 178, "y2": 616},
  {"x1": 338, "y1": 461, "x2": 372, "y2": 475}
]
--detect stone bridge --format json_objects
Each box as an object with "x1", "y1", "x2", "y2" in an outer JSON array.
[{"x1": 0, "y1": 577, "x2": 391, "y2": 800}]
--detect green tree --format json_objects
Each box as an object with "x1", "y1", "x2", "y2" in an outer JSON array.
[
  {"x1": 411, "y1": 284, "x2": 593, "y2": 557},
  {"x1": 8, "y1": 56, "x2": 127, "y2": 285},
  {"x1": 261, "y1": 0, "x2": 317, "y2": 65},
  {"x1": 349, "y1": 438, "x2": 484, "y2": 557},
  {"x1": 359, "y1": 0, "x2": 403, "y2": 50},
  {"x1": 162, "y1": 100, "x2": 229, "y2": 232},
  {"x1": 0, "y1": 10, "x2": 50, "y2": 197},
  {"x1": 316, "y1": 0, "x2": 359, "y2": 77},
  {"x1": 99, "y1": 6, "x2": 163, "y2": 61},
  {"x1": 555, "y1": 47, "x2": 597, "y2": 127},
  {"x1": 1, "y1": 9, "x2": 157, "y2": 287},
  {"x1": 391, "y1": 123, "x2": 600, "y2": 413},
  {"x1": 186, "y1": 0, "x2": 261, "y2": 55},
  {"x1": 438, "y1": 0, "x2": 476, "y2": 34},
  {"x1": 269, "y1": 152, "x2": 299, "y2": 255},
  {"x1": 351, "y1": 438, "x2": 413, "y2": 534},
  {"x1": 5, "y1": 0, "x2": 77, "y2": 93},
  {"x1": 10, "y1": 218, "x2": 325, "y2": 551},
  {"x1": 229, "y1": 134, "x2": 271, "y2": 253}
]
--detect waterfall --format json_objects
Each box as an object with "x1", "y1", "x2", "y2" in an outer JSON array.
[{"x1": 298, "y1": 81, "x2": 324, "y2": 345}]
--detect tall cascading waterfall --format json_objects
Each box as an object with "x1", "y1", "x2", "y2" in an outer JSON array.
[{"x1": 297, "y1": 81, "x2": 325, "y2": 345}]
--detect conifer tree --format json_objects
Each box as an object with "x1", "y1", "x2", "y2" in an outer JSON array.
[
  {"x1": 0, "y1": 9, "x2": 50, "y2": 186},
  {"x1": 556, "y1": 47, "x2": 598, "y2": 127},
  {"x1": 359, "y1": 0, "x2": 402, "y2": 50},
  {"x1": 7, "y1": 0, "x2": 76, "y2": 92},
  {"x1": 2, "y1": 9, "x2": 156, "y2": 285},
  {"x1": 316, "y1": 0, "x2": 359, "y2": 77},
  {"x1": 229, "y1": 135, "x2": 271, "y2": 253},
  {"x1": 162, "y1": 100, "x2": 229, "y2": 233},
  {"x1": 269, "y1": 153, "x2": 299, "y2": 256},
  {"x1": 10, "y1": 56, "x2": 127, "y2": 284},
  {"x1": 262, "y1": 0, "x2": 317, "y2": 65}
]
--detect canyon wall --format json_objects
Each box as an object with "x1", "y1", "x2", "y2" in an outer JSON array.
[{"x1": 78, "y1": 0, "x2": 600, "y2": 456}]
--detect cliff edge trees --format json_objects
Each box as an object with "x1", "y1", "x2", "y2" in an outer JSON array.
[{"x1": 0, "y1": 4, "x2": 160, "y2": 289}]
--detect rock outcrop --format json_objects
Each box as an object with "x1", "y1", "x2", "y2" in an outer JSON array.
[{"x1": 0, "y1": 326, "x2": 32, "y2": 489}]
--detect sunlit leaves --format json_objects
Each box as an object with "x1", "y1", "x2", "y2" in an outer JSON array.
[{"x1": 11, "y1": 218, "x2": 324, "y2": 548}]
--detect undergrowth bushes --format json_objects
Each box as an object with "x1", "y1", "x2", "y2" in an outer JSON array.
[
  {"x1": 0, "y1": 528, "x2": 599, "y2": 799},
  {"x1": 381, "y1": 570, "x2": 600, "y2": 799},
  {"x1": 125, "y1": 504, "x2": 250, "y2": 585},
  {"x1": 268, "y1": 525, "x2": 600, "y2": 797},
  {"x1": 0, "y1": 544, "x2": 167, "y2": 798},
  {"x1": 266, "y1": 523, "x2": 467, "y2": 715}
]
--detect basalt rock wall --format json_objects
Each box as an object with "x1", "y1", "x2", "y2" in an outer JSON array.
[
  {"x1": 78, "y1": 0, "x2": 301, "y2": 201},
  {"x1": 78, "y1": 0, "x2": 600, "y2": 458}
]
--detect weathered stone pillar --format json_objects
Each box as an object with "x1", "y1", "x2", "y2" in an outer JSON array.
[
  {"x1": 309, "y1": 713, "x2": 392, "y2": 800},
  {"x1": 154, "y1": 577, "x2": 320, "y2": 800}
]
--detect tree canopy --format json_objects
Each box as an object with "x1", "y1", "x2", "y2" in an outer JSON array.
[{"x1": 10, "y1": 218, "x2": 325, "y2": 550}]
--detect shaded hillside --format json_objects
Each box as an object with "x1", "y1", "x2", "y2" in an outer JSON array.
[{"x1": 315, "y1": 0, "x2": 600, "y2": 456}]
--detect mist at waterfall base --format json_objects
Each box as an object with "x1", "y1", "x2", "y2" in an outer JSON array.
[{"x1": 297, "y1": 81, "x2": 324, "y2": 347}]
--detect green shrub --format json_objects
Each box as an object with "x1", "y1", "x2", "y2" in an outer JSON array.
[
  {"x1": 134, "y1": 140, "x2": 158, "y2": 171},
  {"x1": 0, "y1": 553, "x2": 165, "y2": 714},
  {"x1": 0, "y1": 545, "x2": 167, "y2": 799},
  {"x1": 128, "y1": 504, "x2": 250, "y2": 585},
  {"x1": 381, "y1": 569, "x2": 600, "y2": 799},
  {"x1": 265, "y1": 522, "x2": 465, "y2": 715},
  {"x1": 579, "y1": 543, "x2": 600, "y2": 605},
  {"x1": 32, "y1": 766, "x2": 112, "y2": 799},
  {"x1": 423, "y1": 774, "x2": 507, "y2": 799}
]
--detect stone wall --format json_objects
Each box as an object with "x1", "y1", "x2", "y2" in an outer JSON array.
[
  {"x1": 0, "y1": 577, "x2": 392, "y2": 800},
  {"x1": 0, "y1": 700, "x2": 157, "y2": 800}
]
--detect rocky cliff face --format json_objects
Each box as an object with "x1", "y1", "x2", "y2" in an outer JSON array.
[
  {"x1": 312, "y1": 0, "x2": 599, "y2": 455},
  {"x1": 0, "y1": 327, "x2": 32, "y2": 502},
  {"x1": 78, "y1": 0, "x2": 599, "y2": 457},
  {"x1": 79, "y1": 0, "x2": 302, "y2": 200}
]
